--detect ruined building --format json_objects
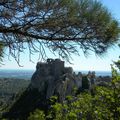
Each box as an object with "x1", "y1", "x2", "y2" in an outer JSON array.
[
  {"x1": 30, "y1": 58, "x2": 82, "y2": 101},
  {"x1": 30, "y1": 58, "x2": 97, "y2": 101}
]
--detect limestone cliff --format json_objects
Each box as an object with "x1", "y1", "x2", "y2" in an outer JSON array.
[{"x1": 30, "y1": 58, "x2": 82, "y2": 101}]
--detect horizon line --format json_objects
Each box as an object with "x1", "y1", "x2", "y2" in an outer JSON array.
[{"x1": 0, "y1": 68, "x2": 111, "y2": 72}]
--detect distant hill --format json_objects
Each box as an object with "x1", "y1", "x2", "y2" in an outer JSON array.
[
  {"x1": 0, "y1": 69, "x2": 35, "y2": 79},
  {"x1": 0, "y1": 69, "x2": 111, "y2": 80},
  {"x1": 0, "y1": 78, "x2": 30, "y2": 114}
]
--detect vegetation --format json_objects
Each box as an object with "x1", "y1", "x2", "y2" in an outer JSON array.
[
  {"x1": 0, "y1": 60, "x2": 119, "y2": 120},
  {"x1": 0, "y1": 0, "x2": 120, "y2": 119},
  {"x1": 1, "y1": 87, "x2": 51, "y2": 119},
  {"x1": 0, "y1": 78, "x2": 30, "y2": 95},
  {"x1": 27, "y1": 62, "x2": 120, "y2": 120},
  {"x1": 0, "y1": 0, "x2": 120, "y2": 64},
  {"x1": 0, "y1": 78, "x2": 30, "y2": 116}
]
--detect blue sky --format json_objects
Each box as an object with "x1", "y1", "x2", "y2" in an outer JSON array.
[{"x1": 1, "y1": 0, "x2": 120, "y2": 71}]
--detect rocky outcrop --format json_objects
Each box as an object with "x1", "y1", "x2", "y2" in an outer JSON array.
[
  {"x1": 30, "y1": 58, "x2": 82, "y2": 101},
  {"x1": 96, "y1": 76, "x2": 111, "y2": 87}
]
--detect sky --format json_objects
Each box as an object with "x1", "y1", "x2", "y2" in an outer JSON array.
[{"x1": 1, "y1": 0, "x2": 120, "y2": 71}]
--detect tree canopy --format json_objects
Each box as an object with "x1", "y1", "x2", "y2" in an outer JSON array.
[{"x1": 0, "y1": 0, "x2": 120, "y2": 64}]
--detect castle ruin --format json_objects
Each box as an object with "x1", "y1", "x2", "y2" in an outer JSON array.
[
  {"x1": 30, "y1": 58, "x2": 82, "y2": 101},
  {"x1": 30, "y1": 58, "x2": 96, "y2": 101}
]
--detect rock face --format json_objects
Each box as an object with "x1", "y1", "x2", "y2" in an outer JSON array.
[{"x1": 30, "y1": 58, "x2": 82, "y2": 101}]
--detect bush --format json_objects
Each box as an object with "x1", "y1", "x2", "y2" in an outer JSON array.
[{"x1": 28, "y1": 61, "x2": 120, "y2": 120}]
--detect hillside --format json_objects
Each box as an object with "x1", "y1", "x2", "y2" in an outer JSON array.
[{"x1": 0, "y1": 78, "x2": 30, "y2": 115}]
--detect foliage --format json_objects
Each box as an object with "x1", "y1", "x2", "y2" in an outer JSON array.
[
  {"x1": 0, "y1": 78, "x2": 30, "y2": 110},
  {"x1": 1, "y1": 60, "x2": 120, "y2": 120},
  {"x1": 0, "y1": 78, "x2": 30, "y2": 120},
  {"x1": 114, "y1": 59, "x2": 120, "y2": 70},
  {"x1": 0, "y1": 0, "x2": 119, "y2": 64},
  {"x1": 27, "y1": 61, "x2": 120, "y2": 120},
  {"x1": 28, "y1": 109, "x2": 45, "y2": 120},
  {"x1": 0, "y1": 78, "x2": 30, "y2": 95}
]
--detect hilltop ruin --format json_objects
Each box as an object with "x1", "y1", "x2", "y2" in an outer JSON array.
[{"x1": 30, "y1": 58, "x2": 83, "y2": 101}]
